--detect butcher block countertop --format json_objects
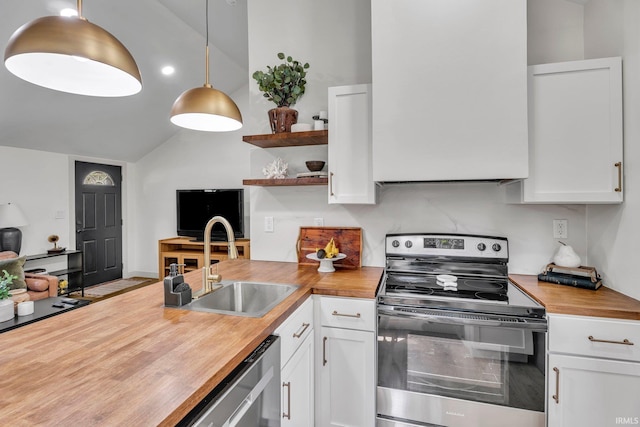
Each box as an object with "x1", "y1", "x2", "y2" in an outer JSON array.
[
  {"x1": 510, "y1": 274, "x2": 640, "y2": 321},
  {"x1": 0, "y1": 260, "x2": 383, "y2": 426}
]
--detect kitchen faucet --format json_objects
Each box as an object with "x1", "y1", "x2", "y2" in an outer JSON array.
[{"x1": 198, "y1": 215, "x2": 239, "y2": 297}]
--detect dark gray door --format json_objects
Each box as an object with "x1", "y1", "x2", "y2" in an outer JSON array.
[{"x1": 75, "y1": 161, "x2": 123, "y2": 286}]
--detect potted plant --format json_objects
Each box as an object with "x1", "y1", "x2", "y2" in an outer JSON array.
[
  {"x1": 252, "y1": 52, "x2": 310, "y2": 133},
  {"x1": 0, "y1": 270, "x2": 18, "y2": 323}
]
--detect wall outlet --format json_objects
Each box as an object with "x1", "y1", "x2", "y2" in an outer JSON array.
[
  {"x1": 313, "y1": 217, "x2": 324, "y2": 227},
  {"x1": 553, "y1": 219, "x2": 568, "y2": 239},
  {"x1": 264, "y1": 216, "x2": 274, "y2": 233}
]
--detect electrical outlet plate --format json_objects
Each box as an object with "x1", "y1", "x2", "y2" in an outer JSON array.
[
  {"x1": 553, "y1": 219, "x2": 568, "y2": 239},
  {"x1": 313, "y1": 217, "x2": 324, "y2": 227},
  {"x1": 264, "y1": 216, "x2": 274, "y2": 233}
]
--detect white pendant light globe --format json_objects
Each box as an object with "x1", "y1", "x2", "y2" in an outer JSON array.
[{"x1": 4, "y1": 13, "x2": 142, "y2": 97}]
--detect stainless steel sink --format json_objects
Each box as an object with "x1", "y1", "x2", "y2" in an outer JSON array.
[{"x1": 180, "y1": 281, "x2": 299, "y2": 317}]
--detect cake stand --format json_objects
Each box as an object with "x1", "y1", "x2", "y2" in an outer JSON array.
[{"x1": 306, "y1": 253, "x2": 347, "y2": 272}]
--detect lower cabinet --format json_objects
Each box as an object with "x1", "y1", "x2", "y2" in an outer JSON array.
[
  {"x1": 282, "y1": 333, "x2": 314, "y2": 427},
  {"x1": 315, "y1": 296, "x2": 376, "y2": 427},
  {"x1": 275, "y1": 297, "x2": 314, "y2": 427},
  {"x1": 547, "y1": 314, "x2": 640, "y2": 427},
  {"x1": 547, "y1": 353, "x2": 640, "y2": 426}
]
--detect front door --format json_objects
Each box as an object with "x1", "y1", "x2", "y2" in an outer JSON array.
[{"x1": 75, "y1": 161, "x2": 123, "y2": 286}]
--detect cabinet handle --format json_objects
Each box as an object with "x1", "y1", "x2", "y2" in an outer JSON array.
[
  {"x1": 588, "y1": 335, "x2": 634, "y2": 346},
  {"x1": 292, "y1": 322, "x2": 310, "y2": 339},
  {"x1": 615, "y1": 162, "x2": 622, "y2": 192},
  {"x1": 332, "y1": 310, "x2": 361, "y2": 319},
  {"x1": 552, "y1": 367, "x2": 560, "y2": 404},
  {"x1": 282, "y1": 381, "x2": 291, "y2": 420},
  {"x1": 323, "y1": 336, "x2": 328, "y2": 366},
  {"x1": 329, "y1": 172, "x2": 335, "y2": 197}
]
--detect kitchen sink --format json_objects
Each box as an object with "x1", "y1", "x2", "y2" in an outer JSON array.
[{"x1": 181, "y1": 281, "x2": 299, "y2": 317}]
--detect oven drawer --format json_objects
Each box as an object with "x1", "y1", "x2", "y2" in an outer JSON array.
[
  {"x1": 319, "y1": 296, "x2": 376, "y2": 331},
  {"x1": 275, "y1": 297, "x2": 313, "y2": 367},
  {"x1": 549, "y1": 314, "x2": 640, "y2": 362}
]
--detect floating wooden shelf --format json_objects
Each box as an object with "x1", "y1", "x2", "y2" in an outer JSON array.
[
  {"x1": 242, "y1": 130, "x2": 328, "y2": 148},
  {"x1": 243, "y1": 178, "x2": 328, "y2": 186}
]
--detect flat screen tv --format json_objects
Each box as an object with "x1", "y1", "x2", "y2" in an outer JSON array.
[{"x1": 177, "y1": 189, "x2": 244, "y2": 241}]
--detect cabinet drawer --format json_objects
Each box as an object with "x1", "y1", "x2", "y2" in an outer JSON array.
[
  {"x1": 276, "y1": 297, "x2": 314, "y2": 367},
  {"x1": 319, "y1": 296, "x2": 376, "y2": 331},
  {"x1": 549, "y1": 314, "x2": 640, "y2": 362}
]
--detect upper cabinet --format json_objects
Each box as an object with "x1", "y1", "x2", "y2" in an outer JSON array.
[
  {"x1": 328, "y1": 84, "x2": 376, "y2": 204},
  {"x1": 506, "y1": 57, "x2": 623, "y2": 204},
  {"x1": 371, "y1": 0, "x2": 528, "y2": 182}
]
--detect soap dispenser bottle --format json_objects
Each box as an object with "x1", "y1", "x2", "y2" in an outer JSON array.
[{"x1": 163, "y1": 263, "x2": 192, "y2": 306}]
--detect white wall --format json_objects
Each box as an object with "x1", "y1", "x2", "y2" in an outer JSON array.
[
  {"x1": 244, "y1": 0, "x2": 588, "y2": 274},
  {"x1": 0, "y1": 146, "x2": 70, "y2": 255}
]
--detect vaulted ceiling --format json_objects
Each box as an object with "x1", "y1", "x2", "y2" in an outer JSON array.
[{"x1": 0, "y1": 0, "x2": 248, "y2": 162}]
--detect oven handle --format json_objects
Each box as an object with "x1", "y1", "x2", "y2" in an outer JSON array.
[{"x1": 378, "y1": 306, "x2": 548, "y2": 331}]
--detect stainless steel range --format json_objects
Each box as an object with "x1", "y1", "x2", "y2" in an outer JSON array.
[{"x1": 377, "y1": 233, "x2": 547, "y2": 427}]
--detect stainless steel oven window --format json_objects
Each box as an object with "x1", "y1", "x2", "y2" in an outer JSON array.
[{"x1": 377, "y1": 313, "x2": 546, "y2": 412}]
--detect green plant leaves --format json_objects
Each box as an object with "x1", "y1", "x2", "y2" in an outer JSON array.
[{"x1": 252, "y1": 52, "x2": 310, "y2": 107}]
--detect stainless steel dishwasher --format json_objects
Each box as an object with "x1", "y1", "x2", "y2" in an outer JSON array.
[{"x1": 178, "y1": 335, "x2": 281, "y2": 427}]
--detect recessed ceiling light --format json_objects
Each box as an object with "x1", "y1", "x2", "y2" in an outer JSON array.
[
  {"x1": 161, "y1": 66, "x2": 175, "y2": 76},
  {"x1": 60, "y1": 8, "x2": 78, "y2": 17}
]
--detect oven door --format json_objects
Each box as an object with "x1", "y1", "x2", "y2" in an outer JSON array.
[{"x1": 377, "y1": 307, "x2": 546, "y2": 427}]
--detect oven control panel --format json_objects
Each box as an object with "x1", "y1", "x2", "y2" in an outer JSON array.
[{"x1": 386, "y1": 234, "x2": 508, "y2": 260}]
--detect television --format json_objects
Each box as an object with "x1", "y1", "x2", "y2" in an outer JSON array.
[{"x1": 177, "y1": 189, "x2": 244, "y2": 241}]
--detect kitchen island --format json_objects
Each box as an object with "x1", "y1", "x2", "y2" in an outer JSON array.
[{"x1": 0, "y1": 260, "x2": 383, "y2": 426}]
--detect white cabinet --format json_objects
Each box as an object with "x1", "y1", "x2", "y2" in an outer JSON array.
[
  {"x1": 371, "y1": 0, "x2": 528, "y2": 182},
  {"x1": 315, "y1": 296, "x2": 376, "y2": 427},
  {"x1": 328, "y1": 84, "x2": 376, "y2": 204},
  {"x1": 547, "y1": 314, "x2": 640, "y2": 427},
  {"x1": 282, "y1": 333, "x2": 314, "y2": 427},
  {"x1": 275, "y1": 298, "x2": 314, "y2": 427},
  {"x1": 506, "y1": 57, "x2": 623, "y2": 203}
]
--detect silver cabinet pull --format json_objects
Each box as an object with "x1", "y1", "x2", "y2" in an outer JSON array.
[
  {"x1": 332, "y1": 310, "x2": 361, "y2": 319},
  {"x1": 588, "y1": 335, "x2": 634, "y2": 346},
  {"x1": 323, "y1": 336, "x2": 328, "y2": 366},
  {"x1": 552, "y1": 367, "x2": 560, "y2": 404},
  {"x1": 282, "y1": 381, "x2": 291, "y2": 420},
  {"x1": 292, "y1": 322, "x2": 310, "y2": 339},
  {"x1": 329, "y1": 172, "x2": 335, "y2": 197},
  {"x1": 615, "y1": 162, "x2": 622, "y2": 192}
]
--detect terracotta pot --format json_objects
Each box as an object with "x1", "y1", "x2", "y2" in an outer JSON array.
[{"x1": 268, "y1": 107, "x2": 298, "y2": 133}]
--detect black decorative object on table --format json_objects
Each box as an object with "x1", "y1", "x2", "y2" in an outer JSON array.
[{"x1": 0, "y1": 203, "x2": 29, "y2": 254}]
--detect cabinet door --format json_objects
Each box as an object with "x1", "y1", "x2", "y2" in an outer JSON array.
[
  {"x1": 372, "y1": 0, "x2": 528, "y2": 182},
  {"x1": 328, "y1": 84, "x2": 376, "y2": 204},
  {"x1": 317, "y1": 326, "x2": 375, "y2": 427},
  {"x1": 548, "y1": 353, "x2": 640, "y2": 427},
  {"x1": 516, "y1": 57, "x2": 623, "y2": 203},
  {"x1": 282, "y1": 332, "x2": 314, "y2": 427}
]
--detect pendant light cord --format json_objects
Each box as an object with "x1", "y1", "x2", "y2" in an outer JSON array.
[
  {"x1": 77, "y1": 0, "x2": 83, "y2": 17},
  {"x1": 204, "y1": 0, "x2": 211, "y2": 87}
]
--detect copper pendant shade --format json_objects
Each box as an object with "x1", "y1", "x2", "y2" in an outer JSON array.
[
  {"x1": 4, "y1": 1, "x2": 142, "y2": 97},
  {"x1": 170, "y1": 0, "x2": 242, "y2": 132}
]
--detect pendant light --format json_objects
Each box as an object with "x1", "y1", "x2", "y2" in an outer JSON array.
[
  {"x1": 4, "y1": 0, "x2": 142, "y2": 97},
  {"x1": 170, "y1": 0, "x2": 242, "y2": 132}
]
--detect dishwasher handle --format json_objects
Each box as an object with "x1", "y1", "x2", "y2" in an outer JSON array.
[{"x1": 223, "y1": 366, "x2": 275, "y2": 427}]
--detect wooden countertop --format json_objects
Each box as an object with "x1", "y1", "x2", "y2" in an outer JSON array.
[
  {"x1": 510, "y1": 274, "x2": 640, "y2": 320},
  {"x1": 0, "y1": 260, "x2": 382, "y2": 426}
]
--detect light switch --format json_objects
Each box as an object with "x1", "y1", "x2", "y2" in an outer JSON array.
[
  {"x1": 264, "y1": 216, "x2": 274, "y2": 233},
  {"x1": 55, "y1": 210, "x2": 65, "y2": 219}
]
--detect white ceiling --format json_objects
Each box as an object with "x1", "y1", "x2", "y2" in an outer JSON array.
[{"x1": 0, "y1": 0, "x2": 248, "y2": 162}]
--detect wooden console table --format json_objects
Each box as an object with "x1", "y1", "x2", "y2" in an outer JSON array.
[{"x1": 158, "y1": 237, "x2": 250, "y2": 280}]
